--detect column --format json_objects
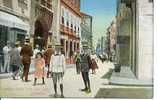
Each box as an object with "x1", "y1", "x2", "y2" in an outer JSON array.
[
  {"x1": 52, "y1": 0, "x2": 61, "y2": 44},
  {"x1": 72, "y1": 40, "x2": 75, "y2": 52},
  {"x1": 136, "y1": 0, "x2": 153, "y2": 80},
  {"x1": 67, "y1": 40, "x2": 71, "y2": 58}
]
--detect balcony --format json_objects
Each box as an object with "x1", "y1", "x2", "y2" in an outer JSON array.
[{"x1": 60, "y1": 24, "x2": 77, "y2": 38}]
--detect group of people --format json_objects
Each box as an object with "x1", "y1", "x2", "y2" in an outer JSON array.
[
  {"x1": 2, "y1": 38, "x2": 99, "y2": 97},
  {"x1": 2, "y1": 39, "x2": 66, "y2": 97}
]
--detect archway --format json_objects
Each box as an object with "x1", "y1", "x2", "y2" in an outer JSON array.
[{"x1": 34, "y1": 19, "x2": 49, "y2": 50}]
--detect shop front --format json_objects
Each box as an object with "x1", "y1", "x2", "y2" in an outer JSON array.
[{"x1": 0, "y1": 11, "x2": 29, "y2": 73}]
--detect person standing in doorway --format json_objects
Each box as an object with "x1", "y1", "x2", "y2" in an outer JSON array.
[
  {"x1": 10, "y1": 43, "x2": 22, "y2": 80},
  {"x1": 50, "y1": 44, "x2": 66, "y2": 98},
  {"x1": 80, "y1": 48, "x2": 91, "y2": 93},
  {"x1": 20, "y1": 38, "x2": 33, "y2": 82},
  {"x1": 44, "y1": 44, "x2": 54, "y2": 78},
  {"x1": 33, "y1": 52, "x2": 46, "y2": 86},
  {"x1": 3, "y1": 41, "x2": 11, "y2": 73}
]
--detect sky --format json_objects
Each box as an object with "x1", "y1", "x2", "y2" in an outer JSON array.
[{"x1": 80, "y1": 0, "x2": 117, "y2": 47}]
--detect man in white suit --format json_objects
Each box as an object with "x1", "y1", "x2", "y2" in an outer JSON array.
[
  {"x1": 3, "y1": 41, "x2": 11, "y2": 73},
  {"x1": 50, "y1": 44, "x2": 66, "y2": 98}
]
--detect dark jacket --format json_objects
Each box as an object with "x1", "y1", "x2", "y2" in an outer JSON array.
[
  {"x1": 10, "y1": 48, "x2": 22, "y2": 67},
  {"x1": 80, "y1": 54, "x2": 90, "y2": 72},
  {"x1": 20, "y1": 44, "x2": 33, "y2": 65},
  {"x1": 44, "y1": 48, "x2": 54, "y2": 65}
]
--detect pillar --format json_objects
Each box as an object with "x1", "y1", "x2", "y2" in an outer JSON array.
[
  {"x1": 136, "y1": 0, "x2": 153, "y2": 81},
  {"x1": 52, "y1": 0, "x2": 61, "y2": 45}
]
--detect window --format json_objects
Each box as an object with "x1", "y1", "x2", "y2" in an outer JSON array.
[
  {"x1": 62, "y1": 17, "x2": 64, "y2": 25},
  {"x1": 18, "y1": 0, "x2": 28, "y2": 9},
  {"x1": 71, "y1": 24, "x2": 73, "y2": 29},
  {"x1": 3, "y1": 0, "x2": 12, "y2": 9}
]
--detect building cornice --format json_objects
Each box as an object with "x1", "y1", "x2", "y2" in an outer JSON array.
[
  {"x1": 61, "y1": 0, "x2": 82, "y2": 17},
  {"x1": 0, "y1": 5, "x2": 29, "y2": 21}
]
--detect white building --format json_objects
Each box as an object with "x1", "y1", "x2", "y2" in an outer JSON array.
[{"x1": 116, "y1": 0, "x2": 153, "y2": 81}]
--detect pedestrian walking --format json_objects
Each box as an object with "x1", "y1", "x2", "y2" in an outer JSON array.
[
  {"x1": 74, "y1": 51, "x2": 81, "y2": 74},
  {"x1": 80, "y1": 47, "x2": 91, "y2": 93},
  {"x1": 10, "y1": 43, "x2": 22, "y2": 80},
  {"x1": 50, "y1": 44, "x2": 66, "y2": 98},
  {"x1": 3, "y1": 41, "x2": 11, "y2": 73},
  {"x1": 20, "y1": 38, "x2": 33, "y2": 82},
  {"x1": 43, "y1": 44, "x2": 54, "y2": 78},
  {"x1": 33, "y1": 52, "x2": 46, "y2": 86},
  {"x1": 90, "y1": 54, "x2": 98, "y2": 74}
]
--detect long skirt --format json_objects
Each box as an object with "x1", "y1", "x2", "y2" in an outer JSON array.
[{"x1": 34, "y1": 67, "x2": 46, "y2": 78}]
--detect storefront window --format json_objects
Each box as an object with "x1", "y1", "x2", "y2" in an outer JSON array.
[{"x1": 0, "y1": 25, "x2": 8, "y2": 54}]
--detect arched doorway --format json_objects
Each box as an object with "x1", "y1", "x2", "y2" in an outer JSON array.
[{"x1": 34, "y1": 19, "x2": 49, "y2": 50}]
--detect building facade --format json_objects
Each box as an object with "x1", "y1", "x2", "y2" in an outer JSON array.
[
  {"x1": 58, "y1": 0, "x2": 81, "y2": 63},
  {"x1": 0, "y1": 0, "x2": 31, "y2": 72},
  {"x1": 29, "y1": 0, "x2": 54, "y2": 50},
  {"x1": 81, "y1": 12, "x2": 93, "y2": 53},
  {"x1": 0, "y1": 0, "x2": 30, "y2": 48},
  {"x1": 107, "y1": 19, "x2": 117, "y2": 61},
  {"x1": 116, "y1": 0, "x2": 153, "y2": 81}
]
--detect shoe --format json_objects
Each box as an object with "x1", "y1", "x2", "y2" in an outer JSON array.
[
  {"x1": 54, "y1": 93, "x2": 58, "y2": 98},
  {"x1": 85, "y1": 89, "x2": 91, "y2": 94},
  {"x1": 81, "y1": 88, "x2": 88, "y2": 91},
  {"x1": 12, "y1": 76, "x2": 16, "y2": 80},
  {"x1": 25, "y1": 80, "x2": 31, "y2": 82},
  {"x1": 60, "y1": 94, "x2": 64, "y2": 98}
]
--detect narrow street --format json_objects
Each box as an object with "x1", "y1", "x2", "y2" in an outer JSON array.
[
  {"x1": 0, "y1": 60, "x2": 153, "y2": 99},
  {"x1": 0, "y1": 60, "x2": 112, "y2": 98}
]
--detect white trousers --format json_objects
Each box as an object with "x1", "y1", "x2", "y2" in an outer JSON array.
[{"x1": 3, "y1": 55, "x2": 10, "y2": 72}]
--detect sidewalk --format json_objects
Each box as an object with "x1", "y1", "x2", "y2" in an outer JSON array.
[{"x1": 109, "y1": 67, "x2": 153, "y2": 86}]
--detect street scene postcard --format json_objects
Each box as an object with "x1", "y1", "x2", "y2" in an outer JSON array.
[{"x1": 0, "y1": 0, "x2": 154, "y2": 99}]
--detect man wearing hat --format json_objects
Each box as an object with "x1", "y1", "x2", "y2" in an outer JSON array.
[
  {"x1": 80, "y1": 46, "x2": 91, "y2": 93},
  {"x1": 49, "y1": 44, "x2": 66, "y2": 98},
  {"x1": 20, "y1": 38, "x2": 33, "y2": 82},
  {"x1": 43, "y1": 44, "x2": 55, "y2": 78}
]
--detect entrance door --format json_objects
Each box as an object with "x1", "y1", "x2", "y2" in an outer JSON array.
[{"x1": 34, "y1": 20, "x2": 45, "y2": 50}]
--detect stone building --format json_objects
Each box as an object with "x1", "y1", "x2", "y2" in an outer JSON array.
[
  {"x1": 107, "y1": 19, "x2": 117, "y2": 61},
  {"x1": 29, "y1": 0, "x2": 54, "y2": 49},
  {"x1": 116, "y1": 0, "x2": 153, "y2": 81},
  {"x1": 0, "y1": 0, "x2": 30, "y2": 50},
  {"x1": 81, "y1": 12, "x2": 93, "y2": 53},
  {"x1": 0, "y1": 0, "x2": 30, "y2": 72}
]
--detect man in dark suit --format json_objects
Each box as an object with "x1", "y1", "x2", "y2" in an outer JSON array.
[
  {"x1": 80, "y1": 47, "x2": 91, "y2": 93},
  {"x1": 20, "y1": 38, "x2": 33, "y2": 82}
]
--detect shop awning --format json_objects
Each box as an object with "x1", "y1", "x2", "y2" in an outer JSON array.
[{"x1": 0, "y1": 11, "x2": 29, "y2": 31}]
